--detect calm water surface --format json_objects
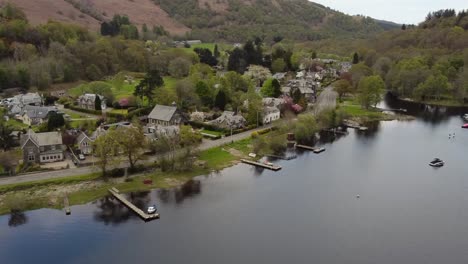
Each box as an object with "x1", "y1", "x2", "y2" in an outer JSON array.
[{"x1": 1, "y1": 100, "x2": 468, "y2": 264}]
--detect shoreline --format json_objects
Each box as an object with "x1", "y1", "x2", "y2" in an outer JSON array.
[{"x1": 0, "y1": 104, "x2": 409, "y2": 216}]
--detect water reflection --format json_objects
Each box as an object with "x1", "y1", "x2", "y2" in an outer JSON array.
[
  {"x1": 355, "y1": 121, "x2": 381, "y2": 139},
  {"x1": 175, "y1": 180, "x2": 201, "y2": 204},
  {"x1": 383, "y1": 93, "x2": 468, "y2": 124},
  {"x1": 8, "y1": 210, "x2": 27, "y2": 227},
  {"x1": 94, "y1": 191, "x2": 152, "y2": 225}
]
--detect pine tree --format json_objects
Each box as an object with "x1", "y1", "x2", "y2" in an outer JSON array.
[
  {"x1": 95, "y1": 94, "x2": 102, "y2": 111},
  {"x1": 353, "y1": 52, "x2": 359, "y2": 64},
  {"x1": 214, "y1": 90, "x2": 227, "y2": 110},
  {"x1": 214, "y1": 44, "x2": 220, "y2": 58}
]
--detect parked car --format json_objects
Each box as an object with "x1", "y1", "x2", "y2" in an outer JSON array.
[{"x1": 78, "y1": 154, "x2": 85, "y2": 160}]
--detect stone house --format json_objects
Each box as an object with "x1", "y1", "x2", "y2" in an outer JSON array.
[
  {"x1": 20, "y1": 130, "x2": 65, "y2": 164},
  {"x1": 20, "y1": 105, "x2": 57, "y2": 126},
  {"x1": 148, "y1": 104, "x2": 186, "y2": 126},
  {"x1": 209, "y1": 111, "x2": 246, "y2": 130},
  {"x1": 77, "y1": 132, "x2": 94, "y2": 155},
  {"x1": 77, "y1": 94, "x2": 107, "y2": 110}
]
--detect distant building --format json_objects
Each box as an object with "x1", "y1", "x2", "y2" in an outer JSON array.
[
  {"x1": 77, "y1": 132, "x2": 94, "y2": 155},
  {"x1": 148, "y1": 104, "x2": 186, "y2": 126},
  {"x1": 20, "y1": 130, "x2": 65, "y2": 164},
  {"x1": 263, "y1": 106, "x2": 280, "y2": 124},
  {"x1": 20, "y1": 105, "x2": 58, "y2": 126},
  {"x1": 77, "y1": 94, "x2": 106, "y2": 111},
  {"x1": 272, "y1": 72, "x2": 287, "y2": 81},
  {"x1": 209, "y1": 111, "x2": 246, "y2": 130},
  {"x1": 144, "y1": 125, "x2": 180, "y2": 141}
]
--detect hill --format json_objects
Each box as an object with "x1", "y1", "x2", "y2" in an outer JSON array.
[{"x1": 1, "y1": 0, "x2": 398, "y2": 41}]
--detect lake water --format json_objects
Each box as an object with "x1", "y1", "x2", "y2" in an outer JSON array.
[{"x1": 1, "y1": 98, "x2": 468, "y2": 264}]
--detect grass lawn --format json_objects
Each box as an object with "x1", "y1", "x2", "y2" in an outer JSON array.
[
  {"x1": 199, "y1": 147, "x2": 236, "y2": 169},
  {"x1": 68, "y1": 76, "x2": 179, "y2": 106},
  {"x1": 223, "y1": 138, "x2": 252, "y2": 155},
  {"x1": 339, "y1": 98, "x2": 386, "y2": 121},
  {"x1": 108, "y1": 109, "x2": 128, "y2": 115}
]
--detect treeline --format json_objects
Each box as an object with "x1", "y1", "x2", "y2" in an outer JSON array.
[
  {"x1": 422, "y1": 9, "x2": 468, "y2": 29},
  {"x1": 0, "y1": 4, "x2": 193, "y2": 91},
  {"x1": 154, "y1": 0, "x2": 391, "y2": 42},
  {"x1": 332, "y1": 14, "x2": 468, "y2": 104}
]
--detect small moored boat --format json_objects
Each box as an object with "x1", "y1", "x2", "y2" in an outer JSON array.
[
  {"x1": 147, "y1": 205, "x2": 157, "y2": 214},
  {"x1": 462, "y1": 124, "x2": 468, "y2": 129},
  {"x1": 313, "y1": 147, "x2": 326, "y2": 154},
  {"x1": 429, "y1": 158, "x2": 444, "y2": 167}
]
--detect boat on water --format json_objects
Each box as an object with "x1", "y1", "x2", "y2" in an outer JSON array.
[
  {"x1": 313, "y1": 147, "x2": 326, "y2": 154},
  {"x1": 147, "y1": 205, "x2": 157, "y2": 214},
  {"x1": 429, "y1": 158, "x2": 444, "y2": 167},
  {"x1": 462, "y1": 124, "x2": 468, "y2": 129}
]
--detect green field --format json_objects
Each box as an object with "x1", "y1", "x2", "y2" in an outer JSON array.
[{"x1": 68, "y1": 76, "x2": 180, "y2": 106}]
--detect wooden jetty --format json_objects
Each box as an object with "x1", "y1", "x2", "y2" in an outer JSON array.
[
  {"x1": 108, "y1": 187, "x2": 160, "y2": 221},
  {"x1": 240, "y1": 159, "x2": 282, "y2": 171},
  {"x1": 266, "y1": 154, "x2": 297, "y2": 160},
  {"x1": 64, "y1": 195, "x2": 71, "y2": 215},
  {"x1": 295, "y1": 144, "x2": 326, "y2": 154}
]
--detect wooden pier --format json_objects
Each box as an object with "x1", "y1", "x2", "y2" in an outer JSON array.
[
  {"x1": 295, "y1": 144, "x2": 326, "y2": 154},
  {"x1": 64, "y1": 195, "x2": 71, "y2": 215},
  {"x1": 266, "y1": 154, "x2": 297, "y2": 160},
  {"x1": 108, "y1": 188, "x2": 160, "y2": 221},
  {"x1": 240, "y1": 159, "x2": 282, "y2": 171}
]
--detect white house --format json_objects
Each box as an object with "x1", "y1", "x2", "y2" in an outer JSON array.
[{"x1": 263, "y1": 107, "x2": 280, "y2": 124}]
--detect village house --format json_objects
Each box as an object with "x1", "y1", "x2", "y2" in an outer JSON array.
[
  {"x1": 20, "y1": 105, "x2": 58, "y2": 126},
  {"x1": 77, "y1": 94, "x2": 107, "y2": 110},
  {"x1": 6, "y1": 92, "x2": 43, "y2": 115},
  {"x1": 263, "y1": 106, "x2": 281, "y2": 124},
  {"x1": 20, "y1": 130, "x2": 65, "y2": 164},
  {"x1": 148, "y1": 104, "x2": 186, "y2": 126},
  {"x1": 209, "y1": 111, "x2": 246, "y2": 130},
  {"x1": 77, "y1": 132, "x2": 94, "y2": 155},
  {"x1": 144, "y1": 125, "x2": 180, "y2": 141}
]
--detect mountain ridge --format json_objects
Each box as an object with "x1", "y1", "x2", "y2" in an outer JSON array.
[{"x1": 1, "y1": 0, "x2": 399, "y2": 41}]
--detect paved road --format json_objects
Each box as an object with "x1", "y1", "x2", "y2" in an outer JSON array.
[
  {"x1": 0, "y1": 125, "x2": 273, "y2": 186},
  {"x1": 314, "y1": 86, "x2": 338, "y2": 114}
]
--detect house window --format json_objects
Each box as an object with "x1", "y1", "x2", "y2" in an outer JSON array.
[{"x1": 28, "y1": 154, "x2": 35, "y2": 161}]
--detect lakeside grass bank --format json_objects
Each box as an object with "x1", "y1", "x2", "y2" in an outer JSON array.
[{"x1": 0, "y1": 138, "x2": 254, "y2": 216}]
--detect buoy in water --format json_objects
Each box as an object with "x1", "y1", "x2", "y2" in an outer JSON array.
[{"x1": 356, "y1": 195, "x2": 360, "y2": 198}]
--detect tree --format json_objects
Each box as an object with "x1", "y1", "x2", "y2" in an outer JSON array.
[
  {"x1": 134, "y1": 70, "x2": 164, "y2": 104},
  {"x1": 312, "y1": 51, "x2": 317, "y2": 59},
  {"x1": 227, "y1": 48, "x2": 247, "y2": 73},
  {"x1": 175, "y1": 79, "x2": 198, "y2": 110},
  {"x1": 93, "y1": 130, "x2": 120, "y2": 177},
  {"x1": 214, "y1": 89, "x2": 227, "y2": 110},
  {"x1": 178, "y1": 126, "x2": 202, "y2": 170},
  {"x1": 194, "y1": 48, "x2": 217, "y2": 66},
  {"x1": 47, "y1": 112, "x2": 65, "y2": 131},
  {"x1": 271, "y1": 58, "x2": 286, "y2": 73},
  {"x1": 261, "y1": 78, "x2": 281, "y2": 98},
  {"x1": 353, "y1": 52, "x2": 359, "y2": 64},
  {"x1": 214, "y1": 44, "x2": 220, "y2": 58},
  {"x1": 334, "y1": 80, "x2": 352, "y2": 100},
  {"x1": 85, "y1": 64, "x2": 103, "y2": 81},
  {"x1": 0, "y1": 122, "x2": 14, "y2": 151},
  {"x1": 414, "y1": 72, "x2": 451, "y2": 100},
  {"x1": 195, "y1": 81, "x2": 213, "y2": 107},
  {"x1": 401, "y1": 24, "x2": 407, "y2": 30},
  {"x1": 358, "y1": 75, "x2": 385, "y2": 109},
  {"x1": 116, "y1": 124, "x2": 146, "y2": 170},
  {"x1": 244, "y1": 65, "x2": 272, "y2": 87},
  {"x1": 0, "y1": 151, "x2": 20, "y2": 175},
  {"x1": 295, "y1": 114, "x2": 318, "y2": 144},
  {"x1": 94, "y1": 94, "x2": 102, "y2": 111},
  {"x1": 349, "y1": 63, "x2": 373, "y2": 89},
  {"x1": 169, "y1": 57, "x2": 191, "y2": 78}
]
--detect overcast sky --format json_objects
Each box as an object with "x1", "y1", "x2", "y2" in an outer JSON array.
[{"x1": 312, "y1": 0, "x2": 467, "y2": 24}]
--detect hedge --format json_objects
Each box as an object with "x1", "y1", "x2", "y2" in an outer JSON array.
[
  {"x1": 127, "y1": 107, "x2": 154, "y2": 119},
  {"x1": 189, "y1": 121, "x2": 227, "y2": 132},
  {"x1": 65, "y1": 104, "x2": 102, "y2": 115}
]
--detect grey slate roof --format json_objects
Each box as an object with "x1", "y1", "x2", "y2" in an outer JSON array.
[
  {"x1": 148, "y1": 105, "x2": 177, "y2": 122},
  {"x1": 23, "y1": 105, "x2": 57, "y2": 119},
  {"x1": 21, "y1": 130, "x2": 63, "y2": 147}
]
